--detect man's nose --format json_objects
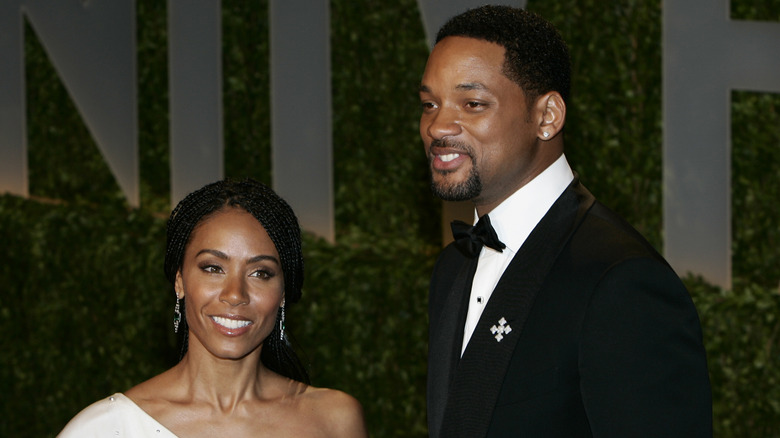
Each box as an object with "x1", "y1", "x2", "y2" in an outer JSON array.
[{"x1": 425, "y1": 107, "x2": 462, "y2": 140}]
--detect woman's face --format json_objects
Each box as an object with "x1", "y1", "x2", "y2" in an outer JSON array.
[{"x1": 175, "y1": 207, "x2": 284, "y2": 361}]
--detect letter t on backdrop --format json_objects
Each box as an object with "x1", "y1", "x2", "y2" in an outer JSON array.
[
  {"x1": 168, "y1": 0, "x2": 224, "y2": 206},
  {"x1": 270, "y1": 0, "x2": 334, "y2": 242},
  {"x1": 663, "y1": 0, "x2": 780, "y2": 289}
]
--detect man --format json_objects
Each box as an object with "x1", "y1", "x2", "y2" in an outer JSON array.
[{"x1": 420, "y1": 6, "x2": 712, "y2": 437}]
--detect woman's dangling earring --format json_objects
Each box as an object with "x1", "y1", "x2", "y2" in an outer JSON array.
[
  {"x1": 173, "y1": 295, "x2": 182, "y2": 333},
  {"x1": 280, "y1": 302, "x2": 286, "y2": 341}
]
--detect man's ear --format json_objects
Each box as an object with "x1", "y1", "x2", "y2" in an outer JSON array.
[
  {"x1": 536, "y1": 91, "x2": 566, "y2": 141},
  {"x1": 174, "y1": 270, "x2": 185, "y2": 299}
]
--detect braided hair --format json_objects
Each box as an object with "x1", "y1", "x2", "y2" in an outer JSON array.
[{"x1": 164, "y1": 178, "x2": 309, "y2": 384}]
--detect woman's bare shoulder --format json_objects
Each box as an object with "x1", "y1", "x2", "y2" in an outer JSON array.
[
  {"x1": 300, "y1": 386, "x2": 368, "y2": 438},
  {"x1": 122, "y1": 367, "x2": 185, "y2": 418},
  {"x1": 125, "y1": 368, "x2": 176, "y2": 399}
]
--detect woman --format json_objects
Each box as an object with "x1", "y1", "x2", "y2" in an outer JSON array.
[{"x1": 60, "y1": 178, "x2": 367, "y2": 437}]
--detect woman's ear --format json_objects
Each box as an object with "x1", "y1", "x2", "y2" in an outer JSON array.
[
  {"x1": 174, "y1": 270, "x2": 185, "y2": 299},
  {"x1": 536, "y1": 91, "x2": 566, "y2": 141}
]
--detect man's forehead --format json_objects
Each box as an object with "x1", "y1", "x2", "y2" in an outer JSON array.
[
  {"x1": 434, "y1": 35, "x2": 505, "y2": 52},
  {"x1": 425, "y1": 38, "x2": 506, "y2": 74}
]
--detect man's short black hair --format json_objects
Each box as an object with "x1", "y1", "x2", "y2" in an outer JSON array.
[{"x1": 436, "y1": 5, "x2": 571, "y2": 106}]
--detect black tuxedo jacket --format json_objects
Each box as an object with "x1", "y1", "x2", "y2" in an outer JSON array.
[{"x1": 427, "y1": 180, "x2": 712, "y2": 438}]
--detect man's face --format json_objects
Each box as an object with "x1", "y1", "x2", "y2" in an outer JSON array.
[{"x1": 419, "y1": 36, "x2": 545, "y2": 213}]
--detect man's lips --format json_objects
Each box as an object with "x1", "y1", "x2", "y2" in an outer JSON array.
[
  {"x1": 438, "y1": 152, "x2": 461, "y2": 163},
  {"x1": 431, "y1": 147, "x2": 470, "y2": 171}
]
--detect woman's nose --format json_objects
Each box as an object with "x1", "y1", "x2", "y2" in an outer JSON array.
[{"x1": 219, "y1": 277, "x2": 249, "y2": 306}]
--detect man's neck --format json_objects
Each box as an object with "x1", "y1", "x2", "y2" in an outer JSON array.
[{"x1": 474, "y1": 152, "x2": 566, "y2": 217}]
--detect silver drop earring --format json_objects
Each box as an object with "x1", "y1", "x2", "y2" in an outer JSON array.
[
  {"x1": 173, "y1": 296, "x2": 182, "y2": 333},
  {"x1": 280, "y1": 304, "x2": 285, "y2": 340}
]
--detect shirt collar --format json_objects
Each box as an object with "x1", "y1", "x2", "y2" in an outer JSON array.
[{"x1": 475, "y1": 154, "x2": 574, "y2": 253}]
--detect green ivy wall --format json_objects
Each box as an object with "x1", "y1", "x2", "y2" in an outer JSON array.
[{"x1": 1, "y1": 1, "x2": 778, "y2": 436}]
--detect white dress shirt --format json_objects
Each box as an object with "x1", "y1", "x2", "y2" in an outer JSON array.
[{"x1": 461, "y1": 154, "x2": 575, "y2": 355}]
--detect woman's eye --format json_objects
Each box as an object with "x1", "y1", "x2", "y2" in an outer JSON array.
[
  {"x1": 250, "y1": 269, "x2": 274, "y2": 279},
  {"x1": 201, "y1": 265, "x2": 222, "y2": 274}
]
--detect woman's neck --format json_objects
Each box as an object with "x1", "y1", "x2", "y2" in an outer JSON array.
[{"x1": 173, "y1": 343, "x2": 285, "y2": 409}]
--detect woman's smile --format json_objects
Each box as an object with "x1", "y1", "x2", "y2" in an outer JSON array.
[{"x1": 210, "y1": 315, "x2": 253, "y2": 332}]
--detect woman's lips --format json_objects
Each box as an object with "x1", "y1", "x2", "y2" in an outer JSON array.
[
  {"x1": 210, "y1": 315, "x2": 253, "y2": 335},
  {"x1": 211, "y1": 316, "x2": 251, "y2": 329}
]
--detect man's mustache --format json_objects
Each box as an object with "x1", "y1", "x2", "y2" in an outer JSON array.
[{"x1": 429, "y1": 138, "x2": 471, "y2": 154}]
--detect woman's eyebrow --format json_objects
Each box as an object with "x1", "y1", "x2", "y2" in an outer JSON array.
[
  {"x1": 196, "y1": 249, "x2": 279, "y2": 266},
  {"x1": 196, "y1": 248, "x2": 228, "y2": 259},
  {"x1": 247, "y1": 254, "x2": 280, "y2": 266}
]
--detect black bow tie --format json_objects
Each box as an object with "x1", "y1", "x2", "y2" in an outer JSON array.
[{"x1": 451, "y1": 215, "x2": 506, "y2": 258}]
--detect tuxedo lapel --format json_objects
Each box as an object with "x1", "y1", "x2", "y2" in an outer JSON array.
[
  {"x1": 439, "y1": 180, "x2": 595, "y2": 438},
  {"x1": 427, "y1": 255, "x2": 478, "y2": 438}
]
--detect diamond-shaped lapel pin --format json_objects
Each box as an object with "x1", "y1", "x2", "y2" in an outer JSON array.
[{"x1": 490, "y1": 317, "x2": 512, "y2": 342}]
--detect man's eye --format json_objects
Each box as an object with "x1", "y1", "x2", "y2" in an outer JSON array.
[
  {"x1": 466, "y1": 101, "x2": 484, "y2": 108},
  {"x1": 421, "y1": 102, "x2": 437, "y2": 110}
]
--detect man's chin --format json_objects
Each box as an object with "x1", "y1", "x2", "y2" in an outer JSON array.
[
  {"x1": 435, "y1": 192, "x2": 473, "y2": 202},
  {"x1": 431, "y1": 180, "x2": 481, "y2": 202}
]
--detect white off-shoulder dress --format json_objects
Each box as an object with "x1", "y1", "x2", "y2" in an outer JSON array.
[{"x1": 58, "y1": 393, "x2": 177, "y2": 438}]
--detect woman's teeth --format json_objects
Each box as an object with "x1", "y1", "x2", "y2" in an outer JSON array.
[{"x1": 211, "y1": 316, "x2": 251, "y2": 329}]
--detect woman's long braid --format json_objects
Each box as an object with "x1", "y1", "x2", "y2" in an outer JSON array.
[{"x1": 164, "y1": 178, "x2": 309, "y2": 384}]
